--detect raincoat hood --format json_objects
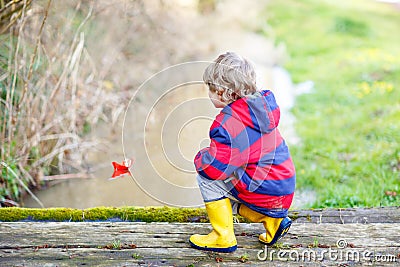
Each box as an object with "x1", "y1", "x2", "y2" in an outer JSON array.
[{"x1": 221, "y1": 90, "x2": 280, "y2": 134}]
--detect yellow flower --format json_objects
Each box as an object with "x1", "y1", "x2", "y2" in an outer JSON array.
[{"x1": 385, "y1": 84, "x2": 394, "y2": 93}]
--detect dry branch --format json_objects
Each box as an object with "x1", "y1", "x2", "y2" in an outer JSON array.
[
  {"x1": 0, "y1": 0, "x2": 32, "y2": 34},
  {"x1": 41, "y1": 173, "x2": 92, "y2": 181}
]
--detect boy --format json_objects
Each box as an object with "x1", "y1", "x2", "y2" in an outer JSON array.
[{"x1": 189, "y1": 52, "x2": 296, "y2": 253}]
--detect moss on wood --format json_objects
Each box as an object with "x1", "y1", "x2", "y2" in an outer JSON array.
[
  {"x1": 3, "y1": 206, "x2": 396, "y2": 223},
  {"x1": 0, "y1": 206, "x2": 210, "y2": 222}
]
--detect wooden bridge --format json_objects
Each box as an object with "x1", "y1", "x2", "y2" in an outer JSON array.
[{"x1": 0, "y1": 207, "x2": 399, "y2": 266}]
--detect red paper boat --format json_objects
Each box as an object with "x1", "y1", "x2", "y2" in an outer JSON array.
[{"x1": 110, "y1": 158, "x2": 133, "y2": 179}]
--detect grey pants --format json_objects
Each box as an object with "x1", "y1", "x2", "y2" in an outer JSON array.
[{"x1": 196, "y1": 175, "x2": 241, "y2": 214}]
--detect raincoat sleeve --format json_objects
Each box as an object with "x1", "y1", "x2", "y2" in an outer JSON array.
[{"x1": 194, "y1": 122, "x2": 243, "y2": 180}]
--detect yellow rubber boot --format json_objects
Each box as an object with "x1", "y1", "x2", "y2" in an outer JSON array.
[
  {"x1": 239, "y1": 204, "x2": 291, "y2": 246},
  {"x1": 189, "y1": 198, "x2": 237, "y2": 252}
]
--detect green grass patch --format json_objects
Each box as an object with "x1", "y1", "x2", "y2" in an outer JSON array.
[{"x1": 264, "y1": 0, "x2": 400, "y2": 207}]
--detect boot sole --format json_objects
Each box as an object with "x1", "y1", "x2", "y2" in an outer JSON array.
[{"x1": 189, "y1": 240, "x2": 237, "y2": 253}]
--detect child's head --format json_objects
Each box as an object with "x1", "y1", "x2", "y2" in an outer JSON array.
[{"x1": 203, "y1": 52, "x2": 257, "y2": 107}]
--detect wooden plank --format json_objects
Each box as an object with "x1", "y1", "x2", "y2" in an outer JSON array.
[
  {"x1": 0, "y1": 247, "x2": 327, "y2": 267},
  {"x1": 289, "y1": 206, "x2": 400, "y2": 223},
  {"x1": 1, "y1": 247, "x2": 399, "y2": 267},
  {"x1": 0, "y1": 222, "x2": 399, "y2": 248},
  {"x1": 0, "y1": 222, "x2": 399, "y2": 266}
]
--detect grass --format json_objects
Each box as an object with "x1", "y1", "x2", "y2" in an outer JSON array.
[
  {"x1": 111, "y1": 239, "x2": 122, "y2": 250},
  {"x1": 0, "y1": 1, "x2": 129, "y2": 206},
  {"x1": 263, "y1": 0, "x2": 400, "y2": 207}
]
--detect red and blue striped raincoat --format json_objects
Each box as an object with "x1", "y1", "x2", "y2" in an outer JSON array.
[{"x1": 194, "y1": 90, "x2": 296, "y2": 218}]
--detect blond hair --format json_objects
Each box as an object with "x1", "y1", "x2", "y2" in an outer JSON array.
[{"x1": 203, "y1": 52, "x2": 257, "y2": 103}]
